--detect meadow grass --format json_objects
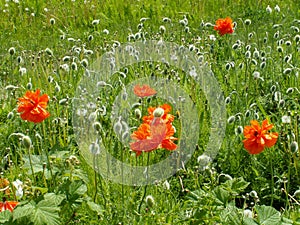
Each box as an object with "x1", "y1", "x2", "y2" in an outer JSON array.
[{"x1": 0, "y1": 0, "x2": 299, "y2": 224}]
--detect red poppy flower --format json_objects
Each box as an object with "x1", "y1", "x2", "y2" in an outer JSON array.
[
  {"x1": 133, "y1": 84, "x2": 157, "y2": 98},
  {"x1": 0, "y1": 200, "x2": 19, "y2": 212},
  {"x1": 17, "y1": 89, "x2": 50, "y2": 123},
  {"x1": 214, "y1": 17, "x2": 234, "y2": 36},
  {"x1": 143, "y1": 104, "x2": 174, "y2": 124},
  {"x1": 130, "y1": 118, "x2": 177, "y2": 156},
  {"x1": 243, "y1": 119, "x2": 278, "y2": 154}
]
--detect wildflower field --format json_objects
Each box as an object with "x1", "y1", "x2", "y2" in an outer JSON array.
[{"x1": 0, "y1": 0, "x2": 300, "y2": 224}]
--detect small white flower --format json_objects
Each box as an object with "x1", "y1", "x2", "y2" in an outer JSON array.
[
  {"x1": 19, "y1": 67, "x2": 27, "y2": 75},
  {"x1": 266, "y1": 5, "x2": 272, "y2": 13},
  {"x1": 281, "y1": 115, "x2": 291, "y2": 123},
  {"x1": 274, "y1": 5, "x2": 280, "y2": 12},
  {"x1": 209, "y1": 34, "x2": 216, "y2": 41},
  {"x1": 13, "y1": 179, "x2": 23, "y2": 198},
  {"x1": 163, "y1": 180, "x2": 170, "y2": 190},
  {"x1": 243, "y1": 209, "x2": 253, "y2": 218}
]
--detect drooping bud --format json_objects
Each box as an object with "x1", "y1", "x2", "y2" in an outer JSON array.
[
  {"x1": 22, "y1": 135, "x2": 32, "y2": 150},
  {"x1": 145, "y1": 195, "x2": 155, "y2": 208},
  {"x1": 153, "y1": 107, "x2": 164, "y2": 118}
]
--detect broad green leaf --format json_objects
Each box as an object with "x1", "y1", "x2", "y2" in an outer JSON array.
[
  {"x1": 255, "y1": 205, "x2": 281, "y2": 225},
  {"x1": 225, "y1": 177, "x2": 250, "y2": 193},
  {"x1": 221, "y1": 205, "x2": 242, "y2": 225},
  {"x1": 13, "y1": 202, "x2": 35, "y2": 221},
  {"x1": 213, "y1": 186, "x2": 230, "y2": 206},
  {"x1": 44, "y1": 193, "x2": 65, "y2": 206},
  {"x1": 69, "y1": 180, "x2": 87, "y2": 197},
  {"x1": 0, "y1": 210, "x2": 12, "y2": 223},
  {"x1": 87, "y1": 201, "x2": 104, "y2": 215},
  {"x1": 31, "y1": 199, "x2": 60, "y2": 225},
  {"x1": 243, "y1": 217, "x2": 259, "y2": 225}
]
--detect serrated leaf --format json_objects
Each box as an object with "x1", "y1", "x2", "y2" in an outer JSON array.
[
  {"x1": 221, "y1": 205, "x2": 242, "y2": 225},
  {"x1": 0, "y1": 210, "x2": 12, "y2": 223},
  {"x1": 13, "y1": 202, "x2": 35, "y2": 221},
  {"x1": 32, "y1": 199, "x2": 60, "y2": 225},
  {"x1": 69, "y1": 180, "x2": 87, "y2": 197},
  {"x1": 255, "y1": 205, "x2": 281, "y2": 225},
  {"x1": 87, "y1": 201, "x2": 103, "y2": 215},
  {"x1": 226, "y1": 177, "x2": 250, "y2": 192},
  {"x1": 44, "y1": 193, "x2": 65, "y2": 206},
  {"x1": 243, "y1": 217, "x2": 259, "y2": 225},
  {"x1": 213, "y1": 186, "x2": 230, "y2": 206}
]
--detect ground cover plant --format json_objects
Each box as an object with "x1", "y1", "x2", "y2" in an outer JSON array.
[{"x1": 0, "y1": 0, "x2": 299, "y2": 224}]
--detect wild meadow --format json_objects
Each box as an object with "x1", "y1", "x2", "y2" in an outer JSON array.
[{"x1": 0, "y1": 0, "x2": 299, "y2": 224}]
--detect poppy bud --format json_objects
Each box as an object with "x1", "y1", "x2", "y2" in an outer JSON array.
[
  {"x1": 244, "y1": 19, "x2": 251, "y2": 25},
  {"x1": 227, "y1": 115, "x2": 235, "y2": 124},
  {"x1": 153, "y1": 107, "x2": 164, "y2": 118},
  {"x1": 81, "y1": 59, "x2": 88, "y2": 68},
  {"x1": 294, "y1": 190, "x2": 300, "y2": 198},
  {"x1": 9, "y1": 47, "x2": 16, "y2": 55},
  {"x1": 89, "y1": 142, "x2": 100, "y2": 155},
  {"x1": 145, "y1": 195, "x2": 155, "y2": 208},
  {"x1": 235, "y1": 126, "x2": 243, "y2": 135},
  {"x1": 45, "y1": 48, "x2": 53, "y2": 56},
  {"x1": 286, "y1": 87, "x2": 294, "y2": 94},
  {"x1": 245, "y1": 109, "x2": 252, "y2": 117},
  {"x1": 7, "y1": 111, "x2": 14, "y2": 120},
  {"x1": 277, "y1": 46, "x2": 283, "y2": 53},
  {"x1": 59, "y1": 98, "x2": 68, "y2": 105},
  {"x1": 249, "y1": 190, "x2": 258, "y2": 198},
  {"x1": 283, "y1": 68, "x2": 292, "y2": 75},
  {"x1": 134, "y1": 109, "x2": 142, "y2": 119},
  {"x1": 50, "y1": 18, "x2": 55, "y2": 25},
  {"x1": 232, "y1": 43, "x2": 239, "y2": 50},
  {"x1": 225, "y1": 96, "x2": 231, "y2": 104},
  {"x1": 291, "y1": 141, "x2": 298, "y2": 153},
  {"x1": 93, "y1": 122, "x2": 101, "y2": 132},
  {"x1": 22, "y1": 135, "x2": 32, "y2": 150}
]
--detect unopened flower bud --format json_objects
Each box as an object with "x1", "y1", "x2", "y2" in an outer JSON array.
[
  {"x1": 153, "y1": 107, "x2": 164, "y2": 118},
  {"x1": 244, "y1": 19, "x2": 251, "y2": 25},
  {"x1": 9, "y1": 47, "x2": 16, "y2": 55},
  {"x1": 59, "y1": 98, "x2": 68, "y2": 105},
  {"x1": 291, "y1": 141, "x2": 298, "y2": 153},
  {"x1": 235, "y1": 126, "x2": 243, "y2": 135},
  {"x1": 227, "y1": 115, "x2": 235, "y2": 124},
  {"x1": 22, "y1": 135, "x2": 32, "y2": 149},
  {"x1": 145, "y1": 195, "x2": 155, "y2": 208},
  {"x1": 45, "y1": 48, "x2": 53, "y2": 56},
  {"x1": 50, "y1": 18, "x2": 55, "y2": 25},
  {"x1": 93, "y1": 122, "x2": 101, "y2": 132},
  {"x1": 89, "y1": 142, "x2": 100, "y2": 155},
  {"x1": 286, "y1": 87, "x2": 294, "y2": 94},
  {"x1": 7, "y1": 111, "x2": 14, "y2": 120},
  {"x1": 134, "y1": 109, "x2": 142, "y2": 119},
  {"x1": 249, "y1": 190, "x2": 258, "y2": 198}
]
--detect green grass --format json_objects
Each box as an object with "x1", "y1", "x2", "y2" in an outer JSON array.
[{"x1": 0, "y1": 0, "x2": 299, "y2": 224}]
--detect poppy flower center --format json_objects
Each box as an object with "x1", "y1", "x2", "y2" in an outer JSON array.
[{"x1": 254, "y1": 131, "x2": 259, "y2": 136}]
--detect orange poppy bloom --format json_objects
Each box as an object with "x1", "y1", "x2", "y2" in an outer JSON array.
[
  {"x1": 130, "y1": 119, "x2": 177, "y2": 156},
  {"x1": 243, "y1": 119, "x2": 278, "y2": 154},
  {"x1": 214, "y1": 17, "x2": 234, "y2": 36},
  {"x1": 143, "y1": 104, "x2": 174, "y2": 124},
  {"x1": 0, "y1": 199, "x2": 19, "y2": 212},
  {"x1": 133, "y1": 84, "x2": 157, "y2": 98},
  {"x1": 17, "y1": 89, "x2": 50, "y2": 123}
]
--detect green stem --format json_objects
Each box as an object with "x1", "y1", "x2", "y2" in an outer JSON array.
[
  {"x1": 138, "y1": 152, "x2": 150, "y2": 213},
  {"x1": 270, "y1": 157, "x2": 274, "y2": 206}
]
